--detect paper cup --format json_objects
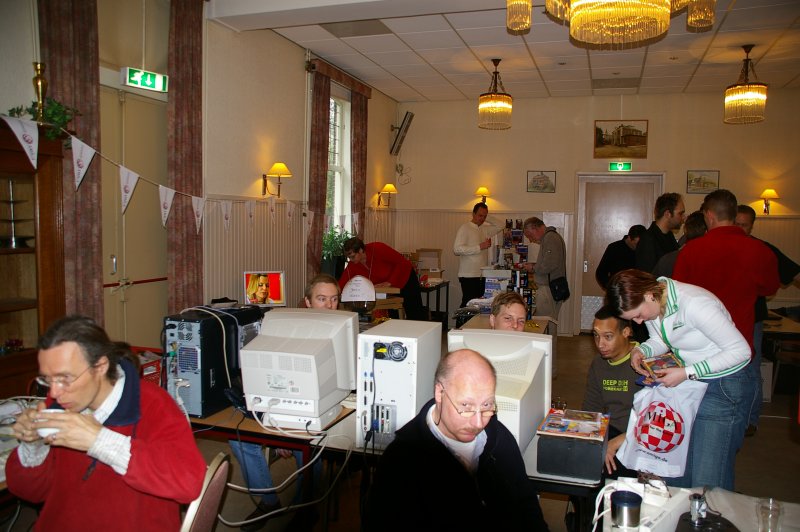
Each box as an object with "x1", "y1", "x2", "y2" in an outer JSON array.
[{"x1": 36, "y1": 408, "x2": 65, "y2": 438}]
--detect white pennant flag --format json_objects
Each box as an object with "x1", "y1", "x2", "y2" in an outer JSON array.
[
  {"x1": 286, "y1": 201, "x2": 296, "y2": 228},
  {"x1": 119, "y1": 166, "x2": 140, "y2": 214},
  {"x1": 70, "y1": 136, "x2": 96, "y2": 190},
  {"x1": 246, "y1": 200, "x2": 255, "y2": 226},
  {"x1": 221, "y1": 200, "x2": 232, "y2": 230},
  {"x1": 339, "y1": 215, "x2": 346, "y2": 230},
  {"x1": 192, "y1": 196, "x2": 205, "y2": 234},
  {"x1": 352, "y1": 212, "x2": 360, "y2": 235},
  {"x1": 268, "y1": 195, "x2": 276, "y2": 224},
  {"x1": 158, "y1": 185, "x2": 175, "y2": 227},
  {"x1": 1, "y1": 116, "x2": 39, "y2": 168}
]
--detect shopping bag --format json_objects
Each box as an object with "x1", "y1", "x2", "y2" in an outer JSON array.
[{"x1": 616, "y1": 380, "x2": 707, "y2": 477}]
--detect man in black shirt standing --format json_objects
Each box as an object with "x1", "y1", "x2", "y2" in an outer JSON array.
[
  {"x1": 635, "y1": 193, "x2": 686, "y2": 273},
  {"x1": 595, "y1": 224, "x2": 646, "y2": 288}
]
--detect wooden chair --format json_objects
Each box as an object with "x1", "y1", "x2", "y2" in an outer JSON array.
[{"x1": 180, "y1": 452, "x2": 230, "y2": 532}]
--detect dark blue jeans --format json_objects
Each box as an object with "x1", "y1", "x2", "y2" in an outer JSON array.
[{"x1": 669, "y1": 370, "x2": 753, "y2": 490}]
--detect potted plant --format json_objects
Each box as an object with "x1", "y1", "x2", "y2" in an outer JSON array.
[
  {"x1": 321, "y1": 224, "x2": 352, "y2": 278},
  {"x1": 8, "y1": 97, "x2": 80, "y2": 140}
]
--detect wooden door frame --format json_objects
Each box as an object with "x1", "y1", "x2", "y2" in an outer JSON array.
[{"x1": 573, "y1": 172, "x2": 664, "y2": 333}]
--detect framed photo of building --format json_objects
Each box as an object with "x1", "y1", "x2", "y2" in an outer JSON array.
[
  {"x1": 594, "y1": 120, "x2": 648, "y2": 159},
  {"x1": 527, "y1": 171, "x2": 556, "y2": 193},
  {"x1": 686, "y1": 170, "x2": 719, "y2": 194}
]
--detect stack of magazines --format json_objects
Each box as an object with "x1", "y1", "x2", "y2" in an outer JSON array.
[{"x1": 536, "y1": 408, "x2": 610, "y2": 442}]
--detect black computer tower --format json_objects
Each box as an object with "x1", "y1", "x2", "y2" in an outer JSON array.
[{"x1": 163, "y1": 306, "x2": 263, "y2": 417}]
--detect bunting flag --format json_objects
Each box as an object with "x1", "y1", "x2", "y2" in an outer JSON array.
[
  {"x1": 70, "y1": 136, "x2": 96, "y2": 190},
  {"x1": 339, "y1": 214, "x2": 346, "y2": 230},
  {"x1": 119, "y1": 166, "x2": 140, "y2": 214},
  {"x1": 1, "y1": 115, "x2": 39, "y2": 169},
  {"x1": 325, "y1": 215, "x2": 333, "y2": 234},
  {"x1": 268, "y1": 195, "x2": 276, "y2": 224},
  {"x1": 191, "y1": 196, "x2": 205, "y2": 234},
  {"x1": 352, "y1": 212, "x2": 360, "y2": 235},
  {"x1": 286, "y1": 201, "x2": 296, "y2": 228},
  {"x1": 245, "y1": 200, "x2": 255, "y2": 226},
  {"x1": 158, "y1": 185, "x2": 175, "y2": 227},
  {"x1": 221, "y1": 200, "x2": 232, "y2": 230}
]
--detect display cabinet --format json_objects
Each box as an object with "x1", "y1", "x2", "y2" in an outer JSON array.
[{"x1": 0, "y1": 121, "x2": 65, "y2": 395}]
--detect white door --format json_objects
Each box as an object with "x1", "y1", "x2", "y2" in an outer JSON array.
[
  {"x1": 575, "y1": 173, "x2": 663, "y2": 331},
  {"x1": 101, "y1": 87, "x2": 168, "y2": 347}
]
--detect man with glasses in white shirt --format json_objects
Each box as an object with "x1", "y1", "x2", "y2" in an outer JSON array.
[
  {"x1": 7, "y1": 315, "x2": 206, "y2": 531},
  {"x1": 364, "y1": 349, "x2": 549, "y2": 531}
]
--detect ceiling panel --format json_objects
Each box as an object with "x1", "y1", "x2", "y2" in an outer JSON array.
[{"x1": 207, "y1": 0, "x2": 800, "y2": 102}]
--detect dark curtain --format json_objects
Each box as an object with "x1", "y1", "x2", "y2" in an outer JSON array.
[
  {"x1": 350, "y1": 92, "x2": 368, "y2": 238},
  {"x1": 166, "y1": 0, "x2": 203, "y2": 313},
  {"x1": 307, "y1": 72, "x2": 331, "y2": 280},
  {"x1": 38, "y1": 0, "x2": 103, "y2": 322}
]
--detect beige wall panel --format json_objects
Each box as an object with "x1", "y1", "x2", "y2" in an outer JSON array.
[
  {"x1": 394, "y1": 90, "x2": 800, "y2": 215},
  {"x1": 98, "y1": 0, "x2": 169, "y2": 73},
  {"x1": 205, "y1": 23, "x2": 307, "y2": 199},
  {"x1": 0, "y1": 0, "x2": 38, "y2": 112}
]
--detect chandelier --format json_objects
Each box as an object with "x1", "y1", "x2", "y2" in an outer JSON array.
[
  {"x1": 724, "y1": 45, "x2": 768, "y2": 124},
  {"x1": 569, "y1": 0, "x2": 671, "y2": 47},
  {"x1": 506, "y1": 0, "x2": 532, "y2": 35},
  {"x1": 478, "y1": 59, "x2": 512, "y2": 130}
]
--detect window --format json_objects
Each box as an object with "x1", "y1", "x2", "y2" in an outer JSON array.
[{"x1": 326, "y1": 88, "x2": 352, "y2": 231}]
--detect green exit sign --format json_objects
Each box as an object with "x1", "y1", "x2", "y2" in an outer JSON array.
[
  {"x1": 121, "y1": 67, "x2": 169, "y2": 93},
  {"x1": 609, "y1": 161, "x2": 632, "y2": 171}
]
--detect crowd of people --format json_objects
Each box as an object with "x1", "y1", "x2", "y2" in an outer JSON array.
[{"x1": 8, "y1": 190, "x2": 797, "y2": 531}]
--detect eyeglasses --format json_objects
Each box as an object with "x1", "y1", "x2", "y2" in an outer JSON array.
[
  {"x1": 35, "y1": 364, "x2": 93, "y2": 389},
  {"x1": 440, "y1": 387, "x2": 496, "y2": 418}
]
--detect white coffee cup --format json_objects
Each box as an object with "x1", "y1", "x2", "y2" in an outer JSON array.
[{"x1": 36, "y1": 408, "x2": 65, "y2": 438}]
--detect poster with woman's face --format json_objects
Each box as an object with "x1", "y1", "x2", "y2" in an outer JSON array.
[{"x1": 243, "y1": 271, "x2": 286, "y2": 306}]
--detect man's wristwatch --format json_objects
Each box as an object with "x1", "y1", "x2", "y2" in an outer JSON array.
[{"x1": 687, "y1": 370, "x2": 698, "y2": 381}]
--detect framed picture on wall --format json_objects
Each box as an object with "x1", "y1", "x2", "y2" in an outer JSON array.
[
  {"x1": 527, "y1": 171, "x2": 556, "y2": 193},
  {"x1": 686, "y1": 170, "x2": 719, "y2": 194},
  {"x1": 593, "y1": 120, "x2": 648, "y2": 159}
]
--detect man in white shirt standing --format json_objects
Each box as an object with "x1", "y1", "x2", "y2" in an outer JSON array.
[{"x1": 453, "y1": 202, "x2": 492, "y2": 307}]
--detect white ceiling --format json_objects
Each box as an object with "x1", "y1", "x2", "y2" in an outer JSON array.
[{"x1": 206, "y1": 0, "x2": 800, "y2": 102}]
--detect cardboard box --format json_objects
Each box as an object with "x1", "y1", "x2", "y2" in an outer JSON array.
[
  {"x1": 419, "y1": 268, "x2": 443, "y2": 279},
  {"x1": 761, "y1": 361, "x2": 773, "y2": 402},
  {"x1": 416, "y1": 248, "x2": 442, "y2": 270}
]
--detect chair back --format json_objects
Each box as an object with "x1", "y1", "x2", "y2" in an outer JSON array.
[{"x1": 180, "y1": 452, "x2": 230, "y2": 532}]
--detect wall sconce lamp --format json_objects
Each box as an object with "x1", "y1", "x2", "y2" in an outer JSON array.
[
  {"x1": 378, "y1": 184, "x2": 398, "y2": 206},
  {"x1": 475, "y1": 186, "x2": 491, "y2": 203},
  {"x1": 262, "y1": 162, "x2": 292, "y2": 198},
  {"x1": 760, "y1": 188, "x2": 779, "y2": 215}
]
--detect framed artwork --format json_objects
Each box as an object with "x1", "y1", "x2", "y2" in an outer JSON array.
[
  {"x1": 686, "y1": 170, "x2": 720, "y2": 194},
  {"x1": 527, "y1": 171, "x2": 556, "y2": 193},
  {"x1": 593, "y1": 120, "x2": 648, "y2": 159}
]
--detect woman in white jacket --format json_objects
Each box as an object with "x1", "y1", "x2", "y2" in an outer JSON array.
[{"x1": 605, "y1": 269, "x2": 753, "y2": 491}]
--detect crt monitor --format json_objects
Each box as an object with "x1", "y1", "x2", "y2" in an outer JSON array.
[
  {"x1": 239, "y1": 308, "x2": 358, "y2": 426},
  {"x1": 447, "y1": 328, "x2": 552, "y2": 450},
  {"x1": 243, "y1": 271, "x2": 287, "y2": 307}
]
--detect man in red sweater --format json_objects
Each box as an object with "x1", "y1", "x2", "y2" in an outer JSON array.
[
  {"x1": 7, "y1": 316, "x2": 206, "y2": 531},
  {"x1": 339, "y1": 237, "x2": 427, "y2": 320},
  {"x1": 673, "y1": 189, "x2": 779, "y2": 353}
]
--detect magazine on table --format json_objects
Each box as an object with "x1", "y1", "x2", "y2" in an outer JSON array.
[{"x1": 536, "y1": 408, "x2": 610, "y2": 442}]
